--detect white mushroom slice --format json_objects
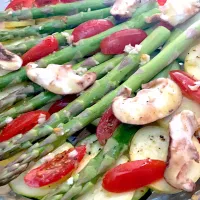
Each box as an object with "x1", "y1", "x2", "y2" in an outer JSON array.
[
  {"x1": 112, "y1": 78, "x2": 182, "y2": 125},
  {"x1": 0, "y1": 44, "x2": 22, "y2": 71},
  {"x1": 26, "y1": 64, "x2": 96, "y2": 95},
  {"x1": 110, "y1": 0, "x2": 152, "y2": 18},
  {"x1": 164, "y1": 110, "x2": 200, "y2": 192},
  {"x1": 147, "y1": 0, "x2": 200, "y2": 26}
]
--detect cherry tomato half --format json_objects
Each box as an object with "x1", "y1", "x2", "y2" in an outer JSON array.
[
  {"x1": 170, "y1": 70, "x2": 200, "y2": 104},
  {"x1": 72, "y1": 19, "x2": 114, "y2": 43},
  {"x1": 96, "y1": 107, "x2": 121, "y2": 145},
  {"x1": 100, "y1": 29, "x2": 147, "y2": 55},
  {"x1": 6, "y1": 0, "x2": 35, "y2": 10},
  {"x1": 48, "y1": 95, "x2": 77, "y2": 115},
  {"x1": 22, "y1": 36, "x2": 59, "y2": 66},
  {"x1": 0, "y1": 110, "x2": 50, "y2": 142},
  {"x1": 157, "y1": 0, "x2": 167, "y2": 6},
  {"x1": 102, "y1": 159, "x2": 166, "y2": 193},
  {"x1": 24, "y1": 145, "x2": 86, "y2": 187}
]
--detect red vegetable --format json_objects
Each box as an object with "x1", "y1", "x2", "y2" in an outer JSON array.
[
  {"x1": 100, "y1": 29, "x2": 147, "y2": 55},
  {"x1": 155, "y1": 21, "x2": 174, "y2": 31},
  {"x1": 48, "y1": 95, "x2": 77, "y2": 114},
  {"x1": 72, "y1": 19, "x2": 114, "y2": 43},
  {"x1": 24, "y1": 145, "x2": 86, "y2": 187},
  {"x1": 102, "y1": 159, "x2": 166, "y2": 193},
  {"x1": 157, "y1": 0, "x2": 167, "y2": 6},
  {"x1": 96, "y1": 107, "x2": 120, "y2": 145},
  {"x1": 35, "y1": 0, "x2": 78, "y2": 6},
  {"x1": 0, "y1": 110, "x2": 50, "y2": 142},
  {"x1": 170, "y1": 70, "x2": 200, "y2": 104},
  {"x1": 6, "y1": 0, "x2": 35, "y2": 10},
  {"x1": 22, "y1": 36, "x2": 59, "y2": 65}
]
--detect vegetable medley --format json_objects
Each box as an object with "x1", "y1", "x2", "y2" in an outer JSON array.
[{"x1": 0, "y1": 0, "x2": 200, "y2": 199}]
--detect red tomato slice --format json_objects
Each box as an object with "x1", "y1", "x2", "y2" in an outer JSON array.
[
  {"x1": 6, "y1": 0, "x2": 35, "y2": 10},
  {"x1": 170, "y1": 70, "x2": 200, "y2": 104},
  {"x1": 157, "y1": 0, "x2": 167, "y2": 6},
  {"x1": 96, "y1": 107, "x2": 121, "y2": 145},
  {"x1": 100, "y1": 29, "x2": 147, "y2": 55},
  {"x1": 102, "y1": 159, "x2": 166, "y2": 193},
  {"x1": 0, "y1": 110, "x2": 50, "y2": 142},
  {"x1": 24, "y1": 145, "x2": 86, "y2": 187},
  {"x1": 48, "y1": 95, "x2": 77, "y2": 115},
  {"x1": 34, "y1": 0, "x2": 59, "y2": 7},
  {"x1": 72, "y1": 19, "x2": 114, "y2": 43},
  {"x1": 22, "y1": 36, "x2": 59, "y2": 66}
]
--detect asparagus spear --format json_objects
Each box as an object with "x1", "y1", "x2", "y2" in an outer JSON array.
[
  {"x1": 0, "y1": 82, "x2": 43, "y2": 112},
  {"x1": 0, "y1": 55, "x2": 121, "y2": 129},
  {"x1": 0, "y1": 0, "x2": 114, "y2": 22},
  {"x1": 0, "y1": 26, "x2": 170, "y2": 184},
  {"x1": 6, "y1": 30, "x2": 73, "y2": 55},
  {"x1": 44, "y1": 61, "x2": 180, "y2": 200},
  {"x1": 0, "y1": 8, "x2": 111, "y2": 42},
  {"x1": 0, "y1": 8, "x2": 160, "y2": 90}
]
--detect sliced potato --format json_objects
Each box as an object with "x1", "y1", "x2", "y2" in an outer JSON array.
[
  {"x1": 4, "y1": 20, "x2": 35, "y2": 29},
  {"x1": 185, "y1": 40, "x2": 200, "y2": 80},
  {"x1": 77, "y1": 156, "x2": 135, "y2": 200},
  {"x1": 129, "y1": 126, "x2": 180, "y2": 194},
  {"x1": 158, "y1": 97, "x2": 200, "y2": 129}
]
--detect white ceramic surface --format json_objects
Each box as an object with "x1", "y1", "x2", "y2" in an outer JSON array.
[{"x1": 0, "y1": 0, "x2": 8, "y2": 11}]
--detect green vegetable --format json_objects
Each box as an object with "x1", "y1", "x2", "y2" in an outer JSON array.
[
  {"x1": 0, "y1": 26, "x2": 170, "y2": 185},
  {"x1": 0, "y1": 8, "x2": 159, "y2": 89},
  {"x1": 0, "y1": 0, "x2": 114, "y2": 22},
  {"x1": 0, "y1": 8, "x2": 111, "y2": 42}
]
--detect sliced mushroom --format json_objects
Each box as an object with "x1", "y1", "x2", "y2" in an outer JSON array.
[
  {"x1": 112, "y1": 78, "x2": 182, "y2": 125},
  {"x1": 0, "y1": 44, "x2": 22, "y2": 71},
  {"x1": 147, "y1": 0, "x2": 200, "y2": 26},
  {"x1": 110, "y1": 0, "x2": 152, "y2": 19},
  {"x1": 26, "y1": 64, "x2": 96, "y2": 95},
  {"x1": 164, "y1": 110, "x2": 200, "y2": 192}
]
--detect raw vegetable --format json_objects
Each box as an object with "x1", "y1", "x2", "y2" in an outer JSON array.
[
  {"x1": 96, "y1": 107, "x2": 120, "y2": 145},
  {"x1": 22, "y1": 35, "x2": 59, "y2": 65},
  {"x1": 72, "y1": 19, "x2": 114, "y2": 43},
  {"x1": 102, "y1": 159, "x2": 166, "y2": 193},
  {"x1": 0, "y1": 110, "x2": 50, "y2": 142},
  {"x1": 5, "y1": 0, "x2": 35, "y2": 11},
  {"x1": 100, "y1": 29, "x2": 147, "y2": 55},
  {"x1": 24, "y1": 145, "x2": 86, "y2": 187}
]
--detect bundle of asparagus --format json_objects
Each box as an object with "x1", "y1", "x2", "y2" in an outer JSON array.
[{"x1": 0, "y1": 0, "x2": 200, "y2": 200}]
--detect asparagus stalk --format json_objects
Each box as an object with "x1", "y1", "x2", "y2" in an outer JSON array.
[
  {"x1": 0, "y1": 8, "x2": 160, "y2": 90},
  {"x1": 0, "y1": 8, "x2": 111, "y2": 42},
  {"x1": 0, "y1": 0, "x2": 114, "y2": 22},
  {"x1": 44, "y1": 60, "x2": 179, "y2": 200},
  {"x1": 0, "y1": 55, "x2": 121, "y2": 129},
  {"x1": 0, "y1": 27, "x2": 170, "y2": 184},
  {"x1": 6, "y1": 30, "x2": 73, "y2": 55},
  {"x1": 0, "y1": 82, "x2": 43, "y2": 112}
]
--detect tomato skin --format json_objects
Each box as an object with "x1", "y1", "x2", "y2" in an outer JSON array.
[
  {"x1": 0, "y1": 110, "x2": 50, "y2": 142},
  {"x1": 102, "y1": 159, "x2": 166, "y2": 193},
  {"x1": 24, "y1": 145, "x2": 86, "y2": 187},
  {"x1": 157, "y1": 0, "x2": 167, "y2": 6},
  {"x1": 35, "y1": 0, "x2": 59, "y2": 6},
  {"x1": 100, "y1": 29, "x2": 147, "y2": 55},
  {"x1": 96, "y1": 107, "x2": 120, "y2": 145},
  {"x1": 72, "y1": 19, "x2": 114, "y2": 43},
  {"x1": 48, "y1": 95, "x2": 77, "y2": 115},
  {"x1": 22, "y1": 36, "x2": 59, "y2": 65},
  {"x1": 6, "y1": 0, "x2": 35, "y2": 10},
  {"x1": 170, "y1": 70, "x2": 200, "y2": 104}
]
